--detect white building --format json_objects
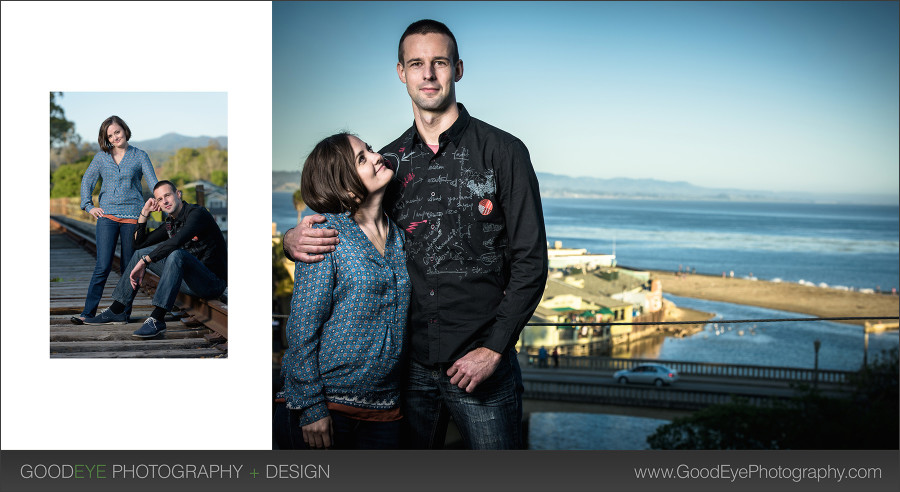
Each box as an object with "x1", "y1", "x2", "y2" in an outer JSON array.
[{"x1": 547, "y1": 240, "x2": 615, "y2": 270}]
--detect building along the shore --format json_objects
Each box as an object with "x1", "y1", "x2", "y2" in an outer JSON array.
[
  {"x1": 522, "y1": 242, "x2": 665, "y2": 355},
  {"x1": 547, "y1": 240, "x2": 616, "y2": 270}
]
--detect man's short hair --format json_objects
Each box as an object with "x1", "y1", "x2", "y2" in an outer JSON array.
[
  {"x1": 300, "y1": 132, "x2": 368, "y2": 215},
  {"x1": 98, "y1": 115, "x2": 132, "y2": 154},
  {"x1": 398, "y1": 19, "x2": 459, "y2": 64},
  {"x1": 153, "y1": 180, "x2": 178, "y2": 194}
]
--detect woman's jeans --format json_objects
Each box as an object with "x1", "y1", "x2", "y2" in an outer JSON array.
[
  {"x1": 272, "y1": 402, "x2": 401, "y2": 450},
  {"x1": 81, "y1": 217, "x2": 136, "y2": 318}
]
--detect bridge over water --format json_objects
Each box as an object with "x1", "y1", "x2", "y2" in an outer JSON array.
[{"x1": 520, "y1": 354, "x2": 859, "y2": 410}]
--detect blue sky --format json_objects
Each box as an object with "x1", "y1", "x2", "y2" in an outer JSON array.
[
  {"x1": 273, "y1": 1, "x2": 899, "y2": 196},
  {"x1": 57, "y1": 92, "x2": 228, "y2": 144}
]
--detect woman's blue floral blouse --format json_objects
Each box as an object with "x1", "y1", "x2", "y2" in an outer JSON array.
[
  {"x1": 278, "y1": 212, "x2": 411, "y2": 427},
  {"x1": 80, "y1": 145, "x2": 158, "y2": 219}
]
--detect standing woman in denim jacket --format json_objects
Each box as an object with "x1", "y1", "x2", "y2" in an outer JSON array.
[
  {"x1": 273, "y1": 133, "x2": 410, "y2": 449},
  {"x1": 72, "y1": 116, "x2": 158, "y2": 323}
]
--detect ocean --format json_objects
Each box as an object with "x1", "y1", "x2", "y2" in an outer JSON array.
[
  {"x1": 274, "y1": 194, "x2": 899, "y2": 292},
  {"x1": 272, "y1": 193, "x2": 899, "y2": 369}
]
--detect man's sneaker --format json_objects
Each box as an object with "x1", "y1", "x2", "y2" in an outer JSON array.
[
  {"x1": 133, "y1": 317, "x2": 167, "y2": 338},
  {"x1": 82, "y1": 308, "x2": 128, "y2": 325}
]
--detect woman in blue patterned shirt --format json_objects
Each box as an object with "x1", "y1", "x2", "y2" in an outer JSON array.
[
  {"x1": 274, "y1": 133, "x2": 410, "y2": 449},
  {"x1": 72, "y1": 116, "x2": 158, "y2": 323}
]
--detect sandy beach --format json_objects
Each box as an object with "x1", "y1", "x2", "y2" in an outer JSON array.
[{"x1": 650, "y1": 270, "x2": 899, "y2": 327}]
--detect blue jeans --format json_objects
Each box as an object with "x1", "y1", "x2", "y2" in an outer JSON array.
[
  {"x1": 81, "y1": 218, "x2": 137, "y2": 318},
  {"x1": 272, "y1": 402, "x2": 401, "y2": 450},
  {"x1": 401, "y1": 348, "x2": 524, "y2": 449},
  {"x1": 112, "y1": 247, "x2": 227, "y2": 312}
]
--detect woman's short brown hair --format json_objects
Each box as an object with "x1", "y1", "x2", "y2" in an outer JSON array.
[
  {"x1": 98, "y1": 115, "x2": 132, "y2": 154},
  {"x1": 300, "y1": 132, "x2": 368, "y2": 215}
]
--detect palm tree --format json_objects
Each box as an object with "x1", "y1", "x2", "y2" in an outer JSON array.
[{"x1": 292, "y1": 189, "x2": 306, "y2": 223}]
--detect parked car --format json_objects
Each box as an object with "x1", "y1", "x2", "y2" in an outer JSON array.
[{"x1": 614, "y1": 364, "x2": 679, "y2": 387}]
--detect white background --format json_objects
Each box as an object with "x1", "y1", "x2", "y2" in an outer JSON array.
[{"x1": 1, "y1": 1, "x2": 273, "y2": 449}]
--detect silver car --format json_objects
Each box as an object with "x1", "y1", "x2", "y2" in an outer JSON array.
[{"x1": 614, "y1": 364, "x2": 679, "y2": 387}]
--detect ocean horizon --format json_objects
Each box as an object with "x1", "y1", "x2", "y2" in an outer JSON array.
[{"x1": 272, "y1": 193, "x2": 899, "y2": 293}]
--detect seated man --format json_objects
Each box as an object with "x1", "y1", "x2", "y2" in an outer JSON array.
[{"x1": 80, "y1": 180, "x2": 228, "y2": 338}]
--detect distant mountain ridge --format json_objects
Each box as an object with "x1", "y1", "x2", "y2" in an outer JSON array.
[
  {"x1": 131, "y1": 132, "x2": 227, "y2": 152},
  {"x1": 273, "y1": 170, "x2": 895, "y2": 205},
  {"x1": 534, "y1": 173, "x2": 895, "y2": 204}
]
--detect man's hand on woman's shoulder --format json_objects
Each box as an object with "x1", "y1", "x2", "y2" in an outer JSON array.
[{"x1": 283, "y1": 214, "x2": 339, "y2": 264}]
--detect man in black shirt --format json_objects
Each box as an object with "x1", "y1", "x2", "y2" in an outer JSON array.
[
  {"x1": 82, "y1": 181, "x2": 228, "y2": 339},
  {"x1": 284, "y1": 20, "x2": 547, "y2": 449}
]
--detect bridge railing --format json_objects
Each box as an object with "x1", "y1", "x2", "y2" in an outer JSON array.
[
  {"x1": 523, "y1": 354, "x2": 854, "y2": 384},
  {"x1": 521, "y1": 316, "x2": 900, "y2": 384},
  {"x1": 523, "y1": 378, "x2": 787, "y2": 410}
]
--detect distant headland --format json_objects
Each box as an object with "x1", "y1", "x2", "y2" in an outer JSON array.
[{"x1": 273, "y1": 170, "x2": 896, "y2": 205}]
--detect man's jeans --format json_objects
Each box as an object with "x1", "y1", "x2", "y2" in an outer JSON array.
[
  {"x1": 112, "y1": 247, "x2": 226, "y2": 312},
  {"x1": 401, "y1": 348, "x2": 524, "y2": 449},
  {"x1": 81, "y1": 218, "x2": 137, "y2": 318}
]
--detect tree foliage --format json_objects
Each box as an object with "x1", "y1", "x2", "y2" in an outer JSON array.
[
  {"x1": 50, "y1": 92, "x2": 76, "y2": 148},
  {"x1": 49, "y1": 138, "x2": 227, "y2": 201},
  {"x1": 50, "y1": 141, "x2": 94, "y2": 170},
  {"x1": 273, "y1": 241, "x2": 295, "y2": 315},
  {"x1": 211, "y1": 170, "x2": 228, "y2": 187},
  {"x1": 160, "y1": 143, "x2": 227, "y2": 184},
  {"x1": 50, "y1": 153, "x2": 99, "y2": 198},
  {"x1": 648, "y1": 349, "x2": 899, "y2": 449}
]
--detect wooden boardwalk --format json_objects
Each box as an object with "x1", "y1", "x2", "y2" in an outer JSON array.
[{"x1": 50, "y1": 225, "x2": 226, "y2": 359}]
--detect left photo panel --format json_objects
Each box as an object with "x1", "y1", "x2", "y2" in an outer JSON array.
[{"x1": 49, "y1": 92, "x2": 229, "y2": 358}]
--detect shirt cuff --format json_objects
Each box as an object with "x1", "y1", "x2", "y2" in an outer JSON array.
[
  {"x1": 297, "y1": 401, "x2": 330, "y2": 428},
  {"x1": 482, "y1": 332, "x2": 511, "y2": 356}
]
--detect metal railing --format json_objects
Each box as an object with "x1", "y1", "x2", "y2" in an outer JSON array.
[
  {"x1": 522, "y1": 316, "x2": 898, "y2": 385},
  {"x1": 524, "y1": 379, "x2": 785, "y2": 410},
  {"x1": 523, "y1": 354, "x2": 855, "y2": 384}
]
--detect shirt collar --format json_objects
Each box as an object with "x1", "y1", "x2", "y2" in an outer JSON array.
[
  {"x1": 410, "y1": 102, "x2": 471, "y2": 149},
  {"x1": 165, "y1": 201, "x2": 192, "y2": 223},
  {"x1": 105, "y1": 145, "x2": 133, "y2": 159}
]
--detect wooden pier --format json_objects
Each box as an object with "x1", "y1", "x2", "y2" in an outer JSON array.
[{"x1": 50, "y1": 218, "x2": 227, "y2": 358}]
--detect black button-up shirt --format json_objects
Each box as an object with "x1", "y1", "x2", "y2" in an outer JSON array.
[
  {"x1": 135, "y1": 201, "x2": 228, "y2": 282},
  {"x1": 380, "y1": 103, "x2": 548, "y2": 365}
]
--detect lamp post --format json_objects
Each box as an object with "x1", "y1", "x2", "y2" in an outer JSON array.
[
  {"x1": 862, "y1": 323, "x2": 870, "y2": 368},
  {"x1": 813, "y1": 339, "x2": 821, "y2": 389}
]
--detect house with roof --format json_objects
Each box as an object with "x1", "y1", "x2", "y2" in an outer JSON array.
[{"x1": 182, "y1": 180, "x2": 228, "y2": 234}]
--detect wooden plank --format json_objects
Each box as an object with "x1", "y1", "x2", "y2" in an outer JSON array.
[
  {"x1": 50, "y1": 304, "x2": 156, "y2": 315},
  {"x1": 51, "y1": 349, "x2": 226, "y2": 359},
  {"x1": 50, "y1": 299, "x2": 155, "y2": 309},
  {"x1": 49, "y1": 287, "x2": 115, "y2": 293},
  {"x1": 204, "y1": 332, "x2": 227, "y2": 343},
  {"x1": 50, "y1": 320, "x2": 193, "y2": 333},
  {"x1": 50, "y1": 338, "x2": 213, "y2": 353},
  {"x1": 50, "y1": 293, "x2": 117, "y2": 300},
  {"x1": 49, "y1": 312, "x2": 183, "y2": 325},
  {"x1": 51, "y1": 329, "x2": 210, "y2": 342},
  {"x1": 50, "y1": 219, "x2": 227, "y2": 358}
]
